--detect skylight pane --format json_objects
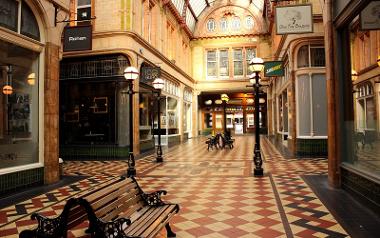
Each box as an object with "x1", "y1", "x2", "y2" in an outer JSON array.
[
  {"x1": 186, "y1": 8, "x2": 196, "y2": 32},
  {"x1": 171, "y1": 0, "x2": 185, "y2": 15},
  {"x1": 189, "y1": 0, "x2": 207, "y2": 17}
]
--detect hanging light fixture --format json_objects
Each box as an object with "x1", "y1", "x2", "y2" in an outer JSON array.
[
  {"x1": 351, "y1": 70, "x2": 358, "y2": 81},
  {"x1": 377, "y1": 55, "x2": 380, "y2": 67},
  {"x1": 27, "y1": 73, "x2": 36, "y2": 85},
  {"x1": 3, "y1": 85, "x2": 13, "y2": 95}
]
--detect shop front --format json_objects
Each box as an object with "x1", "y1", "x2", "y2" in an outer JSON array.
[
  {"x1": 59, "y1": 55, "x2": 131, "y2": 159},
  {"x1": 331, "y1": 0, "x2": 380, "y2": 211},
  {"x1": 153, "y1": 80, "x2": 181, "y2": 146},
  {"x1": 0, "y1": 0, "x2": 67, "y2": 193},
  {"x1": 199, "y1": 92, "x2": 267, "y2": 135}
]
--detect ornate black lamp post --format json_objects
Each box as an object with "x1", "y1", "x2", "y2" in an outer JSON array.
[
  {"x1": 249, "y1": 57, "x2": 265, "y2": 176},
  {"x1": 153, "y1": 78, "x2": 165, "y2": 163},
  {"x1": 221, "y1": 93, "x2": 229, "y2": 135},
  {"x1": 124, "y1": 66, "x2": 139, "y2": 177}
]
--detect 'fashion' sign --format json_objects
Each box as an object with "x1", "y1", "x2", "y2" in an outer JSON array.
[{"x1": 63, "y1": 26, "x2": 92, "y2": 52}]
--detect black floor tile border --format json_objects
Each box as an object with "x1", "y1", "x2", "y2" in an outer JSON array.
[
  {"x1": 269, "y1": 173, "x2": 294, "y2": 238},
  {"x1": 302, "y1": 175, "x2": 380, "y2": 238},
  {"x1": 0, "y1": 175, "x2": 87, "y2": 209}
]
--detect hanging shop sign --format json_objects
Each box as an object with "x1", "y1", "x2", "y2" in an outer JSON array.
[
  {"x1": 360, "y1": 1, "x2": 380, "y2": 30},
  {"x1": 63, "y1": 25, "x2": 92, "y2": 52},
  {"x1": 275, "y1": 4, "x2": 313, "y2": 35},
  {"x1": 141, "y1": 66, "x2": 161, "y2": 84},
  {"x1": 264, "y1": 61, "x2": 284, "y2": 77}
]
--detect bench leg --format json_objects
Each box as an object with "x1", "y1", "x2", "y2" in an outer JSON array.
[{"x1": 165, "y1": 223, "x2": 176, "y2": 238}]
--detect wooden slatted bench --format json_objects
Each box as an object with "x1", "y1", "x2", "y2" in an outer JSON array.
[{"x1": 19, "y1": 176, "x2": 179, "y2": 238}]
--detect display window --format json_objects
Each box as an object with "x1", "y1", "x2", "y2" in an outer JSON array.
[
  {"x1": 345, "y1": 4, "x2": 380, "y2": 175},
  {"x1": 139, "y1": 87, "x2": 154, "y2": 142},
  {"x1": 0, "y1": 41, "x2": 40, "y2": 169}
]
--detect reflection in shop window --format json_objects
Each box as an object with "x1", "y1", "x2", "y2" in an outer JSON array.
[{"x1": 0, "y1": 41, "x2": 39, "y2": 169}]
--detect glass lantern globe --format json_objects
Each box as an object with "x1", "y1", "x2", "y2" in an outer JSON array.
[
  {"x1": 153, "y1": 78, "x2": 165, "y2": 90},
  {"x1": 124, "y1": 66, "x2": 139, "y2": 81}
]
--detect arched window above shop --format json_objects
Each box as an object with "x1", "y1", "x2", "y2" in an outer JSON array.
[
  {"x1": 0, "y1": 0, "x2": 40, "y2": 41},
  {"x1": 297, "y1": 44, "x2": 325, "y2": 68},
  {"x1": 21, "y1": 2, "x2": 40, "y2": 41}
]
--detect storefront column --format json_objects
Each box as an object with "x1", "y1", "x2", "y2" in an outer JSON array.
[
  {"x1": 44, "y1": 42, "x2": 60, "y2": 184},
  {"x1": 133, "y1": 67, "x2": 140, "y2": 155},
  {"x1": 324, "y1": 0, "x2": 340, "y2": 187},
  {"x1": 179, "y1": 85, "x2": 185, "y2": 141},
  {"x1": 192, "y1": 91, "x2": 199, "y2": 137},
  {"x1": 289, "y1": 74, "x2": 297, "y2": 153}
]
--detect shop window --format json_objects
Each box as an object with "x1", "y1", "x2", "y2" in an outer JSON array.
[
  {"x1": 207, "y1": 50, "x2": 217, "y2": 77},
  {"x1": 60, "y1": 81, "x2": 116, "y2": 145},
  {"x1": 356, "y1": 83, "x2": 375, "y2": 130},
  {"x1": 0, "y1": 0, "x2": 40, "y2": 41},
  {"x1": 139, "y1": 88, "x2": 153, "y2": 142},
  {"x1": 233, "y1": 49, "x2": 243, "y2": 76},
  {"x1": 77, "y1": 0, "x2": 91, "y2": 25},
  {"x1": 0, "y1": 41, "x2": 39, "y2": 169},
  {"x1": 219, "y1": 49, "x2": 229, "y2": 77},
  {"x1": 297, "y1": 74, "x2": 327, "y2": 137}
]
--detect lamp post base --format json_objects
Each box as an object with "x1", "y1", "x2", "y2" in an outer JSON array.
[
  {"x1": 127, "y1": 167, "x2": 136, "y2": 177},
  {"x1": 156, "y1": 145, "x2": 163, "y2": 163},
  {"x1": 254, "y1": 168, "x2": 264, "y2": 176},
  {"x1": 127, "y1": 152, "x2": 136, "y2": 177}
]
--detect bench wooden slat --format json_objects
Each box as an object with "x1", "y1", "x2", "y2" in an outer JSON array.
[
  {"x1": 74, "y1": 177, "x2": 122, "y2": 199},
  {"x1": 96, "y1": 189, "x2": 140, "y2": 221},
  {"x1": 84, "y1": 178, "x2": 131, "y2": 202},
  {"x1": 91, "y1": 182, "x2": 137, "y2": 210},
  {"x1": 140, "y1": 205, "x2": 178, "y2": 237},
  {"x1": 125, "y1": 206, "x2": 167, "y2": 235},
  {"x1": 20, "y1": 176, "x2": 179, "y2": 238}
]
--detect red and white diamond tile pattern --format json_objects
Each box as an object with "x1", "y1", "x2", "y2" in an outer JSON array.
[{"x1": 0, "y1": 136, "x2": 349, "y2": 237}]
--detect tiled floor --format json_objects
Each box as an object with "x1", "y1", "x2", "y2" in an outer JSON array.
[{"x1": 0, "y1": 135, "x2": 350, "y2": 237}]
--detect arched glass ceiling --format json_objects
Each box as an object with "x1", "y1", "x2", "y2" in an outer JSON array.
[{"x1": 170, "y1": 0, "x2": 264, "y2": 33}]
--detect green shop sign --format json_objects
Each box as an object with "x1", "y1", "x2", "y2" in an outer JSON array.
[{"x1": 264, "y1": 61, "x2": 284, "y2": 77}]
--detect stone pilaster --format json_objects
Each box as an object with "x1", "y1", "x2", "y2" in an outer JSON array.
[{"x1": 44, "y1": 42, "x2": 60, "y2": 184}]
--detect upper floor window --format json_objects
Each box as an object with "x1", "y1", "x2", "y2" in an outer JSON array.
[
  {"x1": 207, "y1": 50, "x2": 217, "y2": 77},
  {"x1": 245, "y1": 16, "x2": 254, "y2": 30},
  {"x1": 0, "y1": 0, "x2": 40, "y2": 41},
  {"x1": 220, "y1": 18, "x2": 228, "y2": 32},
  {"x1": 233, "y1": 49, "x2": 243, "y2": 76},
  {"x1": 207, "y1": 18, "x2": 216, "y2": 32},
  {"x1": 206, "y1": 47, "x2": 256, "y2": 78},
  {"x1": 246, "y1": 48, "x2": 257, "y2": 75},
  {"x1": 219, "y1": 50, "x2": 229, "y2": 76},
  {"x1": 77, "y1": 0, "x2": 91, "y2": 25},
  {"x1": 297, "y1": 44, "x2": 325, "y2": 68}
]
